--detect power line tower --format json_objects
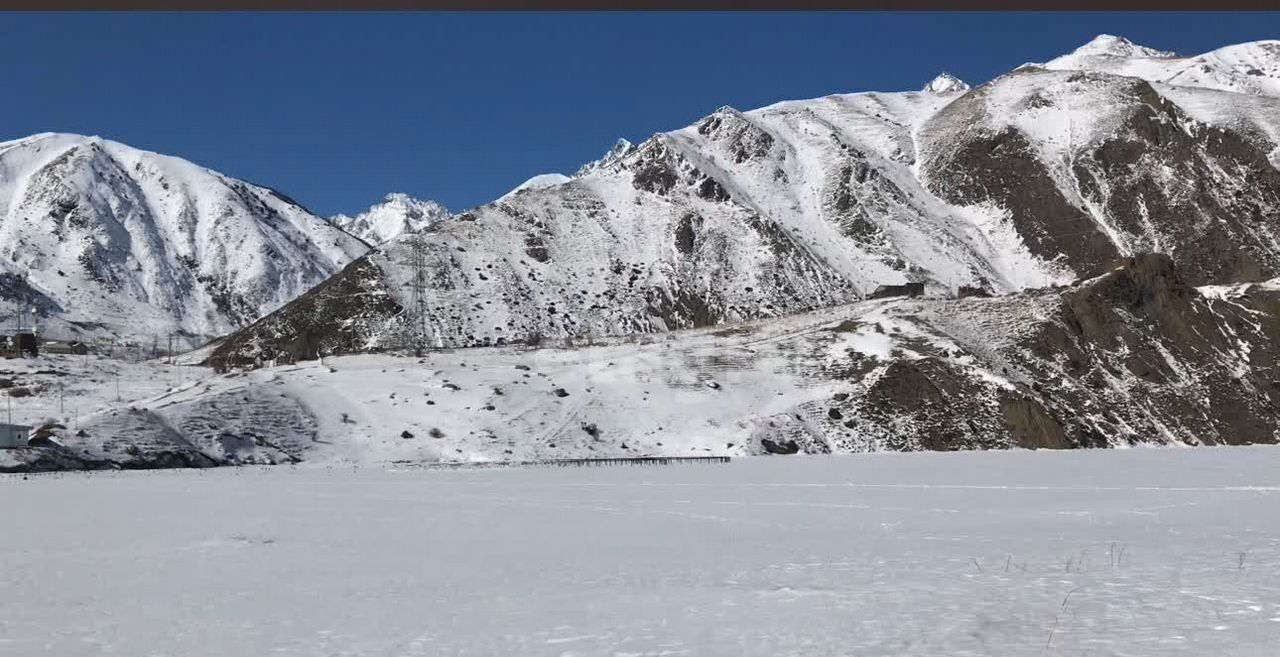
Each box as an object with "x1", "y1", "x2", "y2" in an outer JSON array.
[
  {"x1": 404, "y1": 234, "x2": 432, "y2": 356},
  {"x1": 14, "y1": 272, "x2": 26, "y2": 335}
]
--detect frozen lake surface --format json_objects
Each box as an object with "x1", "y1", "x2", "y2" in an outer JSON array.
[{"x1": 3, "y1": 447, "x2": 1279, "y2": 656}]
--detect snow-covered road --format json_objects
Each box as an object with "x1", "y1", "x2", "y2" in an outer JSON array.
[{"x1": 2, "y1": 447, "x2": 1279, "y2": 656}]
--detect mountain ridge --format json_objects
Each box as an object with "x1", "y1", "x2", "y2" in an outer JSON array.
[
  {"x1": 213, "y1": 35, "x2": 1280, "y2": 364},
  {"x1": 7, "y1": 34, "x2": 1280, "y2": 472}
]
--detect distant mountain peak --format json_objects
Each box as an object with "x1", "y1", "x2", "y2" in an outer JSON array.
[
  {"x1": 576, "y1": 138, "x2": 638, "y2": 176},
  {"x1": 923, "y1": 72, "x2": 970, "y2": 95},
  {"x1": 1070, "y1": 34, "x2": 1176, "y2": 59},
  {"x1": 1043, "y1": 35, "x2": 1280, "y2": 99},
  {"x1": 381, "y1": 192, "x2": 418, "y2": 204},
  {"x1": 331, "y1": 194, "x2": 450, "y2": 245},
  {"x1": 607, "y1": 137, "x2": 634, "y2": 154}
]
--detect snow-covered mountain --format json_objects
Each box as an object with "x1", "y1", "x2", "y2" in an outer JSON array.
[
  {"x1": 1043, "y1": 34, "x2": 1280, "y2": 98},
  {"x1": 8, "y1": 34, "x2": 1280, "y2": 473},
  {"x1": 330, "y1": 193, "x2": 451, "y2": 246},
  {"x1": 0, "y1": 133, "x2": 369, "y2": 346},
  {"x1": 922, "y1": 72, "x2": 970, "y2": 94},
  {"x1": 215, "y1": 35, "x2": 1280, "y2": 363}
]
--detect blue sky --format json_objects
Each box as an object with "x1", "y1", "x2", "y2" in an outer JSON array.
[{"x1": 1, "y1": 12, "x2": 1276, "y2": 216}]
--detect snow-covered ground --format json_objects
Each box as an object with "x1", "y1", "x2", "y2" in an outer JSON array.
[
  {"x1": 9, "y1": 294, "x2": 1045, "y2": 468},
  {"x1": 0, "y1": 353, "x2": 210, "y2": 429},
  {"x1": 2, "y1": 446, "x2": 1278, "y2": 656}
]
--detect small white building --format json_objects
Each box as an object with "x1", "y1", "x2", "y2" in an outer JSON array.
[{"x1": 0, "y1": 423, "x2": 32, "y2": 449}]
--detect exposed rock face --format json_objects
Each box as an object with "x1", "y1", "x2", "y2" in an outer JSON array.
[
  {"x1": 920, "y1": 88, "x2": 1122, "y2": 279},
  {"x1": 212, "y1": 36, "x2": 1280, "y2": 364},
  {"x1": 791, "y1": 254, "x2": 1280, "y2": 452},
  {"x1": 1078, "y1": 88, "x2": 1280, "y2": 284},
  {"x1": 999, "y1": 397, "x2": 1070, "y2": 450},
  {"x1": 1027, "y1": 255, "x2": 1280, "y2": 445},
  {"x1": 919, "y1": 69, "x2": 1280, "y2": 285},
  {"x1": 210, "y1": 254, "x2": 403, "y2": 368}
]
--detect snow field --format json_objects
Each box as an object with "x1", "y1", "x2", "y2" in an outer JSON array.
[{"x1": 2, "y1": 446, "x2": 1279, "y2": 656}]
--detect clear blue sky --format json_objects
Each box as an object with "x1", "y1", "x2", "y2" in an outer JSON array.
[{"x1": 1, "y1": 12, "x2": 1275, "y2": 216}]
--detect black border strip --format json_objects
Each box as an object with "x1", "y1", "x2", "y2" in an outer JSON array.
[{"x1": 6, "y1": 3, "x2": 1280, "y2": 11}]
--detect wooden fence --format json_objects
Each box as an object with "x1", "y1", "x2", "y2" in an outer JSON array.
[{"x1": 394, "y1": 455, "x2": 732, "y2": 470}]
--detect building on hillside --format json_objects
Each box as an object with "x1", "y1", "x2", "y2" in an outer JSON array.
[
  {"x1": 0, "y1": 423, "x2": 32, "y2": 449},
  {"x1": 956, "y1": 285, "x2": 992, "y2": 299},
  {"x1": 42, "y1": 340, "x2": 90, "y2": 356},
  {"x1": 1, "y1": 332, "x2": 39, "y2": 357}
]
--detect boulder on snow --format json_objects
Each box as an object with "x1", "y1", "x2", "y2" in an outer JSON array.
[{"x1": 761, "y1": 438, "x2": 800, "y2": 455}]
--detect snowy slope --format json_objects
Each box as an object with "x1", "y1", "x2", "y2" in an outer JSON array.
[
  {"x1": 217, "y1": 36, "x2": 1280, "y2": 359},
  {"x1": 330, "y1": 193, "x2": 450, "y2": 245},
  {"x1": 0, "y1": 133, "x2": 369, "y2": 346},
  {"x1": 1044, "y1": 35, "x2": 1280, "y2": 98},
  {"x1": 497, "y1": 173, "x2": 572, "y2": 202},
  {"x1": 8, "y1": 254, "x2": 1277, "y2": 473}
]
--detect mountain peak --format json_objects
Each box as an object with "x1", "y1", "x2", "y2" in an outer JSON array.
[
  {"x1": 576, "y1": 138, "x2": 638, "y2": 176},
  {"x1": 1042, "y1": 36, "x2": 1280, "y2": 98},
  {"x1": 377, "y1": 192, "x2": 447, "y2": 211},
  {"x1": 1071, "y1": 34, "x2": 1176, "y2": 59},
  {"x1": 332, "y1": 193, "x2": 451, "y2": 245},
  {"x1": 923, "y1": 72, "x2": 970, "y2": 95}
]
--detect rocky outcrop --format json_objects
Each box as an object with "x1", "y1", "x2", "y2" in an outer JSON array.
[
  {"x1": 209, "y1": 254, "x2": 403, "y2": 369},
  {"x1": 1023, "y1": 254, "x2": 1280, "y2": 445},
  {"x1": 920, "y1": 70, "x2": 1280, "y2": 285},
  {"x1": 815, "y1": 253, "x2": 1280, "y2": 451},
  {"x1": 1077, "y1": 87, "x2": 1280, "y2": 284}
]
